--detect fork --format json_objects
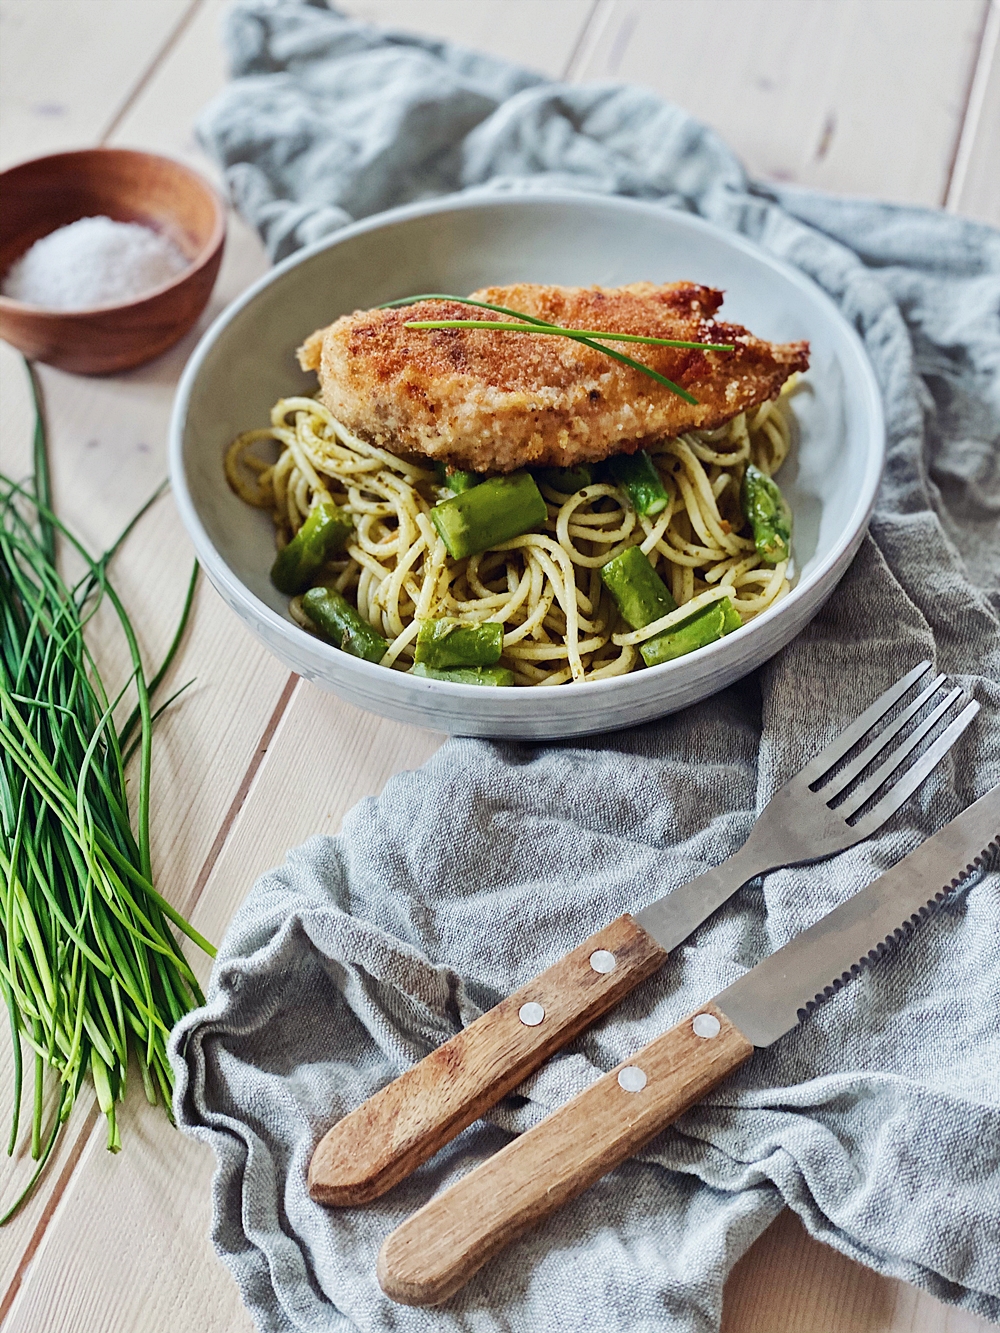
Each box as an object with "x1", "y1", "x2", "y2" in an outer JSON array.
[{"x1": 307, "y1": 660, "x2": 978, "y2": 1207}]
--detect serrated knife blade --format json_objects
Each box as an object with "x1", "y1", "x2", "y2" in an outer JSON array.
[
  {"x1": 312, "y1": 666, "x2": 980, "y2": 1213},
  {"x1": 714, "y1": 782, "x2": 1000, "y2": 1044}
]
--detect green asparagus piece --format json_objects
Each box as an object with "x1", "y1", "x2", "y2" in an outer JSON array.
[
  {"x1": 414, "y1": 619, "x2": 503, "y2": 669},
  {"x1": 271, "y1": 502, "x2": 353, "y2": 594},
  {"x1": 431, "y1": 470, "x2": 547, "y2": 560},
  {"x1": 434, "y1": 461, "x2": 482, "y2": 494},
  {"x1": 601, "y1": 545, "x2": 676, "y2": 628},
  {"x1": 410, "y1": 662, "x2": 514, "y2": 686},
  {"x1": 740, "y1": 463, "x2": 792, "y2": 566},
  {"x1": 606, "y1": 450, "x2": 670, "y2": 516},
  {"x1": 537, "y1": 464, "x2": 594, "y2": 493},
  {"x1": 721, "y1": 601, "x2": 742, "y2": 634},
  {"x1": 640, "y1": 596, "x2": 741, "y2": 667},
  {"x1": 301, "y1": 587, "x2": 388, "y2": 664}
]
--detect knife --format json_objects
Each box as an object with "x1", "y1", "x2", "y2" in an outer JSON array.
[
  {"x1": 376, "y1": 783, "x2": 1000, "y2": 1306},
  {"x1": 308, "y1": 664, "x2": 977, "y2": 1207}
]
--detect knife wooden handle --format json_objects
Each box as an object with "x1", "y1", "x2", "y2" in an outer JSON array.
[
  {"x1": 307, "y1": 914, "x2": 666, "y2": 1206},
  {"x1": 377, "y1": 1002, "x2": 752, "y2": 1306}
]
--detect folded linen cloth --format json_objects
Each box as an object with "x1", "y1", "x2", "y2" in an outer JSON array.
[{"x1": 172, "y1": 3, "x2": 1000, "y2": 1330}]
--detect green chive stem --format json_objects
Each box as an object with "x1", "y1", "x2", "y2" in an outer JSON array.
[
  {"x1": 0, "y1": 356, "x2": 211, "y2": 1223},
  {"x1": 403, "y1": 319, "x2": 734, "y2": 353},
  {"x1": 380, "y1": 294, "x2": 702, "y2": 405}
]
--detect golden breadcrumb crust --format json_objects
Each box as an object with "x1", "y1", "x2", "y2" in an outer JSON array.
[{"x1": 298, "y1": 282, "x2": 810, "y2": 472}]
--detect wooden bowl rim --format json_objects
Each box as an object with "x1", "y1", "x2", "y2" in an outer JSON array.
[{"x1": 0, "y1": 147, "x2": 227, "y2": 318}]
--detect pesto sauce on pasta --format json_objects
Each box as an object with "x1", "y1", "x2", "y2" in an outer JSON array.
[{"x1": 226, "y1": 387, "x2": 796, "y2": 685}]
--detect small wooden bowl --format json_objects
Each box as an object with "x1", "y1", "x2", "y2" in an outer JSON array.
[{"x1": 0, "y1": 148, "x2": 226, "y2": 375}]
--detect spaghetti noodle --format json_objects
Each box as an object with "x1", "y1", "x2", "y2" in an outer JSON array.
[{"x1": 225, "y1": 388, "x2": 797, "y2": 686}]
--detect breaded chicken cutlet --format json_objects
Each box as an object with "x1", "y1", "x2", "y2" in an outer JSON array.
[{"x1": 298, "y1": 282, "x2": 809, "y2": 473}]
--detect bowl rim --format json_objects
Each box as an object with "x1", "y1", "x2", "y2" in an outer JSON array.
[
  {"x1": 0, "y1": 146, "x2": 227, "y2": 317},
  {"x1": 169, "y1": 188, "x2": 885, "y2": 701}
]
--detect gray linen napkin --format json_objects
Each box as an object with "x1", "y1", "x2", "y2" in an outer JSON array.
[{"x1": 171, "y1": 3, "x2": 1000, "y2": 1330}]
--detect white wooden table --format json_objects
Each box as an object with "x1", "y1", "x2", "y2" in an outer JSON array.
[{"x1": 0, "y1": 2, "x2": 997, "y2": 1329}]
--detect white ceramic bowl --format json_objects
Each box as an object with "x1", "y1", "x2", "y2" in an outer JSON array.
[{"x1": 170, "y1": 192, "x2": 884, "y2": 739}]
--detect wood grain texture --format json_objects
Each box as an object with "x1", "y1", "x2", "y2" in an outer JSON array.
[
  {"x1": 722, "y1": 1209, "x2": 996, "y2": 1333},
  {"x1": 308, "y1": 914, "x2": 667, "y2": 1206},
  {"x1": 572, "y1": 0, "x2": 987, "y2": 208},
  {"x1": 378, "y1": 1003, "x2": 754, "y2": 1306},
  {"x1": 0, "y1": 1086, "x2": 98, "y2": 1314},
  {"x1": 947, "y1": 0, "x2": 1000, "y2": 225},
  {"x1": 180, "y1": 680, "x2": 446, "y2": 961},
  {"x1": 0, "y1": 0, "x2": 195, "y2": 170},
  {"x1": 3, "y1": 1092, "x2": 256, "y2": 1333}
]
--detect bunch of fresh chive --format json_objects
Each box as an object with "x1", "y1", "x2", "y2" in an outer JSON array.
[
  {"x1": 0, "y1": 361, "x2": 212, "y2": 1223},
  {"x1": 382, "y1": 294, "x2": 735, "y2": 405}
]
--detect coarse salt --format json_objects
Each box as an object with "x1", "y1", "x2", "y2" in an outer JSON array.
[{"x1": 1, "y1": 215, "x2": 189, "y2": 310}]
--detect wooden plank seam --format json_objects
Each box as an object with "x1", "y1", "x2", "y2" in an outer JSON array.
[
  {"x1": 98, "y1": 0, "x2": 207, "y2": 148},
  {"x1": 0, "y1": 1104, "x2": 101, "y2": 1321},
  {"x1": 558, "y1": 0, "x2": 604, "y2": 80},
  {"x1": 946, "y1": 0, "x2": 1000, "y2": 212},
  {"x1": 183, "y1": 671, "x2": 300, "y2": 917}
]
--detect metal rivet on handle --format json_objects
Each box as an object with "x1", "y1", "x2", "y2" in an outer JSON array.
[
  {"x1": 519, "y1": 1002, "x2": 545, "y2": 1027},
  {"x1": 589, "y1": 949, "x2": 617, "y2": 974},
  {"x1": 692, "y1": 1012, "x2": 721, "y2": 1039},
  {"x1": 617, "y1": 1066, "x2": 647, "y2": 1093}
]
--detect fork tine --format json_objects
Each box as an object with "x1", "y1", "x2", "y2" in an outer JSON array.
[
  {"x1": 799, "y1": 660, "x2": 932, "y2": 785},
  {"x1": 819, "y1": 673, "x2": 947, "y2": 802},
  {"x1": 848, "y1": 700, "x2": 980, "y2": 836},
  {"x1": 835, "y1": 687, "x2": 964, "y2": 818}
]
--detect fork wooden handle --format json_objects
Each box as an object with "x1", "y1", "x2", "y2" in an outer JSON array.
[
  {"x1": 377, "y1": 1002, "x2": 754, "y2": 1305},
  {"x1": 307, "y1": 914, "x2": 666, "y2": 1206}
]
